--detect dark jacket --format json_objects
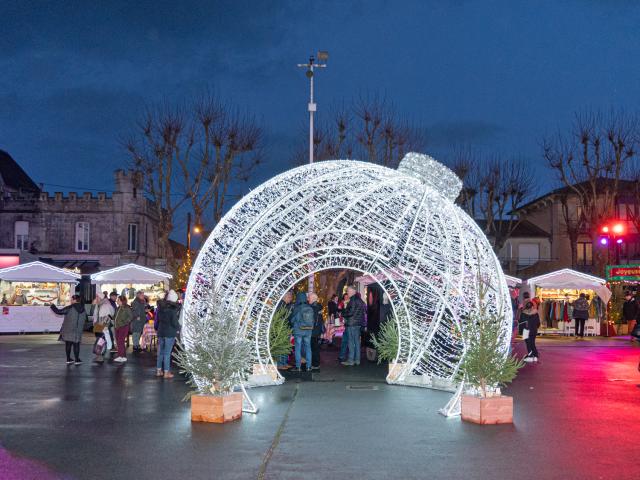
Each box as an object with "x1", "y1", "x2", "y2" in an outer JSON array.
[
  {"x1": 51, "y1": 303, "x2": 87, "y2": 343},
  {"x1": 310, "y1": 302, "x2": 324, "y2": 337},
  {"x1": 520, "y1": 310, "x2": 540, "y2": 332},
  {"x1": 290, "y1": 292, "x2": 314, "y2": 335},
  {"x1": 343, "y1": 295, "x2": 366, "y2": 327},
  {"x1": 622, "y1": 299, "x2": 639, "y2": 321},
  {"x1": 328, "y1": 300, "x2": 339, "y2": 318},
  {"x1": 572, "y1": 298, "x2": 590, "y2": 320},
  {"x1": 113, "y1": 305, "x2": 133, "y2": 329},
  {"x1": 130, "y1": 298, "x2": 147, "y2": 333},
  {"x1": 156, "y1": 300, "x2": 181, "y2": 337}
]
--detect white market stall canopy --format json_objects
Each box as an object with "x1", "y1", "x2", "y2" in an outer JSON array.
[
  {"x1": 528, "y1": 268, "x2": 611, "y2": 302},
  {"x1": 354, "y1": 269, "x2": 404, "y2": 286},
  {"x1": 90, "y1": 263, "x2": 172, "y2": 285},
  {"x1": 504, "y1": 275, "x2": 522, "y2": 288},
  {"x1": 0, "y1": 261, "x2": 81, "y2": 283}
]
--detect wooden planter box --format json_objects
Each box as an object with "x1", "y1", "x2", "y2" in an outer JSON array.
[
  {"x1": 388, "y1": 362, "x2": 405, "y2": 381},
  {"x1": 191, "y1": 392, "x2": 243, "y2": 423},
  {"x1": 253, "y1": 363, "x2": 279, "y2": 381},
  {"x1": 461, "y1": 394, "x2": 513, "y2": 425}
]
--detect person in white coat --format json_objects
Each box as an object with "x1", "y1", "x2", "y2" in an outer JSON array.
[{"x1": 92, "y1": 292, "x2": 115, "y2": 362}]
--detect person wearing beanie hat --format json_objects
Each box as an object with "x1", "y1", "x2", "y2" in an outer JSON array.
[
  {"x1": 166, "y1": 290, "x2": 179, "y2": 303},
  {"x1": 155, "y1": 290, "x2": 181, "y2": 378}
]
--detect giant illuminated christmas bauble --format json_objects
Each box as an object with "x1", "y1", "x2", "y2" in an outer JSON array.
[{"x1": 183, "y1": 153, "x2": 512, "y2": 387}]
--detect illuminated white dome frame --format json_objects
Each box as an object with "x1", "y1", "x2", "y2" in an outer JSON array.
[{"x1": 183, "y1": 153, "x2": 512, "y2": 397}]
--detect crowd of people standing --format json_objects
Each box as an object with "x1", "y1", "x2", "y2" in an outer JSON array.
[
  {"x1": 277, "y1": 284, "x2": 368, "y2": 372},
  {"x1": 51, "y1": 288, "x2": 182, "y2": 378}
]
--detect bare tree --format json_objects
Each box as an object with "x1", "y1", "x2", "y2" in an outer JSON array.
[
  {"x1": 452, "y1": 149, "x2": 534, "y2": 254},
  {"x1": 543, "y1": 110, "x2": 638, "y2": 273},
  {"x1": 125, "y1": 96, "x2": 262, "y2": 270},
  {"x1": 294, "y1": 95, "x2": 424, "y2": 167}
]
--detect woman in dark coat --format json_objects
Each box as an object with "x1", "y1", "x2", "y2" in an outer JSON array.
[
  {"x1": 521, "y1": 301, "x2": 541, "y2": 362},
  {"x1": 155, "y1": 289, "x2": 181, "y2": 378},
  {"x1": 51, "y1": 295, "x2": 87, "y2": 365}
]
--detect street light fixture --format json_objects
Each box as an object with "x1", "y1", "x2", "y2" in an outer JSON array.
[{"x1": 297, "y1": 50, "x2": 328, "y2": 164}]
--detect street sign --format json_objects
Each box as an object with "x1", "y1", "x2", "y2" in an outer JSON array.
[{"x1": 605, "y1": 264, "x2": 640, "y2": 282}]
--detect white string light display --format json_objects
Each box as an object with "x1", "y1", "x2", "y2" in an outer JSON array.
[{"x1": 183, "y1": 153, "x2": 512, "y2": 389}]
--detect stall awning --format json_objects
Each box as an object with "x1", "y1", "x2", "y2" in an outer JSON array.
[
  {"x1": 0, "y1": 261, "x2": 81, "y2": 283},
  {"x1": 90, "y1": 263, "x2": 172, "y2": 285},
  {"x1": 504, "y1": 275, "x2": 522, "y2": 288},
  {"x1": 528, "y1": 268, "x2": 605, "y2": 290},
  {"x1": 527, "y1": 268, "x2": 611, "y2": 302}
]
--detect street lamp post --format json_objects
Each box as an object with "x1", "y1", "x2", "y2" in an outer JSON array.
[
  {"x1": 187, "y1": 212, "x2": 192, "y2": 252},
  {"x1": 297, "y1": 51, "x2": 328, "y2": 165},
  {"x1": 297, "y1": 52, "x2": 328, "y2": 293}
]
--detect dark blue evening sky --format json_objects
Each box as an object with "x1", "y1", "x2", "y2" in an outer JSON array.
[{"x1": 2, "y1": 0, "x2": 640, "y2": 218}]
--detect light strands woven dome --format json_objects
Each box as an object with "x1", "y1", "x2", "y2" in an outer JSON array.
[{"x1": 183, "y1": 152, "x2": 512, "y2": 398}]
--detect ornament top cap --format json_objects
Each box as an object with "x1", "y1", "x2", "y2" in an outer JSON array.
[{"x1": 397, "y1": 152, "x2": 462, "y2": 202}]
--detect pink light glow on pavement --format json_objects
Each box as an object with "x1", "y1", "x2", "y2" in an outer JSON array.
[{"x1": 0, "y1": 446, "x2": 64, "y2": 480}]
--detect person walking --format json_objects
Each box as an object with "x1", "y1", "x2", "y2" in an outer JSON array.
[
  {"x1": 572, "y1": 293, "x2": 590, "y2": 338},
  {"x1": 308, "y1": 293, "x2": 324, "y2": 371},
  {"x1": 51, "y1": 295, "x2": 87, "y2": 365},
  {"x1": 130, "y1": 290, "x2": 147, "y2": 352},
  {"x1": 342, "y1": 286, "x2": 366, "y2": 366},
  {"x1": 622, "y1": 291, "x2": 639, "y2": 339},
  {"x1": 155, "y1": 289, "x2": 181, "y2": 378},
  {"x1": 113, "y1": 295, "x2": 132, "y2": 363},
  {"x1": 107, "y1": 291, "x2": 118, "y2": 353},
  {"x1": 91, "y1": 293, "x2": 114, "y2": 363},
  {"x1": 290, "y1": 292, "x2": 314, "y2": 372},
  {"x1": 521, "y1": 301, "x2": 540, "y2": 362}
]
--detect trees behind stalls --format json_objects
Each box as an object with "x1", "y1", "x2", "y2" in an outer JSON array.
[
  {"x1": 125, "y1": 96, "x2": 263, "y2": 271},
  {"x1": 543, "y1": 110, "x2": 639, "y2": 274},
  {"x1": 451, "y1": 149, "x2": 534, "y2": 254}
]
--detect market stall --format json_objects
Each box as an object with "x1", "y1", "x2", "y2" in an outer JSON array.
[
  {"x1": 90, "y1": 264, "x2": 172, "y2": 305},
  {"x1": 527, "y1": 269, "x2": 610, "y2": 336},
  {"x1": 0, "y1": 261, "x2": 81, "y2": 333},
  {"x1": 605, "y1": 264, "x2": 640, "y2": 335}
]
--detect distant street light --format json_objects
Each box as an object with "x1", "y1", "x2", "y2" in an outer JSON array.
[
  {"x1": 297, "y1": 51, "x2": 328, "y2": 164},
  {"x1": 187, "y1": 212, "x2": 203, "y2": 252}
]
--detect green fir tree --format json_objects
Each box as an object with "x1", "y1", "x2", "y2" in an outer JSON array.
[
  {"x1": 268, "y1": 307, "x2": 293, "y2": 360},
  {"x1": 175, "y1": 291, "x2": 252, "y2": 398}
]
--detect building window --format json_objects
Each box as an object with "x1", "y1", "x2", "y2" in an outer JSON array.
[
  {"x1": 576, "y1": 242, "x2": 593, "y2": 266},
  {"x1": 128, "y1": 224, "x2": 138, "y2": 252},
  {"x1": 75, "y1": 222, "x2": 90, "y2": 252},
  {"x1": 15, "y1": 221, "x2": 29, "y2": 250},
  {"x1": 517, "y1": 243, "x2": 539, "y2": 267}
]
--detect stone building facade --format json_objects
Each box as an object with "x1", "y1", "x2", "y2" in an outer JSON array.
[{"x1": 0, "y1": 150, "x2": 167, "y2": 273}]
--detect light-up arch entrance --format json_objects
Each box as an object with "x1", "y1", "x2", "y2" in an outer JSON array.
[{"x1": 183, "y1": 153, "x2": 512, "y2": 391}]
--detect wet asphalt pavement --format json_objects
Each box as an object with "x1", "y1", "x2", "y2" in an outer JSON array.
[{"x1": 1, "y1": 334, "x2": 639, "y2": 480}]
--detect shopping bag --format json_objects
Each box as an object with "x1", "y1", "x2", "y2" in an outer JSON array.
[
  {"x1": 93, "y1": 337, "x2": 106, "y2": 356},
  {"x1": 366, "y1": 347, "x2": 377, "y2": 362},
  {"x1": 522, "y1": 328, "x2": 530, "y2": 340},
  {"x1": 103, "y1": 329, "x2": 113, "y2": 351}
]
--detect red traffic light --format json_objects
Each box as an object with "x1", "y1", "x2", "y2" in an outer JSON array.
[
  {"x1": 612, "y1": 223, "x2": 624, "y2": 235},
  {"x1": 602, "y1": 225, "x2": 610, "y2": 233}
]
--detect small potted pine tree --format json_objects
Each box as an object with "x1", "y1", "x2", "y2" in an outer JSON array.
[
  {"x1": 371, "y1": 319, "x2": 403, "y2": 381},
  {"x1": 253, "y1": 307, "x2": 292, "y2": 381},
  {"x1": 456, "y1": 292, "x2": 523, "y2": 425},
  {"x1": 175, "y1": 292, "x2": 252, "y2": 424}
]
